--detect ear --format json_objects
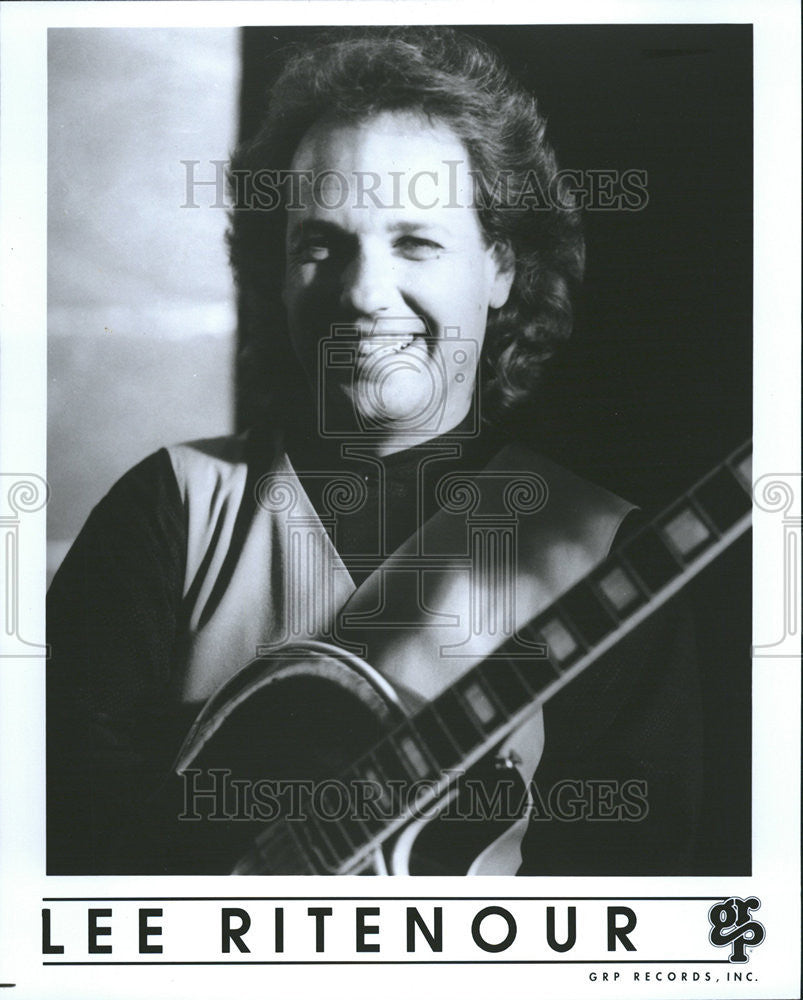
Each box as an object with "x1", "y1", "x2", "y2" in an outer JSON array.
[{"x1": 488, "y1": 241, "x2": 515, "y2": 309}]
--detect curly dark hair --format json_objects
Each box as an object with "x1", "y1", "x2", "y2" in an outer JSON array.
[{"x1": 228, "y1": 27, "x2": 585, "y2": 430}]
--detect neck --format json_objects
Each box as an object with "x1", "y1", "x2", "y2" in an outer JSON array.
[{"x1": 334, "y1": 401, "x2": 478, "y2": 459}]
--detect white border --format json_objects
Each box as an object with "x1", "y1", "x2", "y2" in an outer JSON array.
[{"x1": 1, "y1": 2, "x2": 800, "y2": 998}]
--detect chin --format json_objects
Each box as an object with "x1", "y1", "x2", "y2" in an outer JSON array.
[{"x1": 349, "y1": 370, "x2": 447, "y2": 432}]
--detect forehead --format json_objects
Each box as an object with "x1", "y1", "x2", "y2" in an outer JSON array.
[{"x1": 287, "y1": 110, "x2": 480, "y2": 225}]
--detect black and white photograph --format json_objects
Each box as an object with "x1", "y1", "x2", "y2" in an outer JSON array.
[
  {"x1": 45, "y1": 21, "x2": 755, "y2": 879},
  {"x1": 0, "y1": 2, "x2": 799, "y2": 997}
]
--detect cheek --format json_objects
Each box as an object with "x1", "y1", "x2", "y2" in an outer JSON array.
[
  {"x1": 284, "y1": 270, "x2": 320, "y2": 332},
  {"x1": 428, "y1": 254, "x2": 494, "y2": 312},
  {"x1": 283, "y1": 292, "x2": 317, "y2": 374},
  {"x1": 286, "y1": 265, "x2": 345, "y2": 329},
  {"x1": 284, "y1": 261, "x2": 310, "y2": 301},
  {"x1": 431, "y1": 288, "x2": 490, "y2": 346}
]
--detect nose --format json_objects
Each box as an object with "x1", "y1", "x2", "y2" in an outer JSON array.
[{"x1": 338, "y1": 243, "x2": 396, "y2": 317}]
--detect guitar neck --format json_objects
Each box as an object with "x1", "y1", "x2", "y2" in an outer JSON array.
[{"x1": 248, "y1": 440, "x2": 753, "y2": 874}]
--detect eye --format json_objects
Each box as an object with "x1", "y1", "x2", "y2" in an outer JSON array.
[
  {"x1": 394, "y1": 235, "x2": 443, "y2": 260},
  {"x1": 298, "y1": 242, "x2": 331, "y2": 263}
]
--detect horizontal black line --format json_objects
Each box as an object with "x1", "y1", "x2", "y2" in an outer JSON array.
[
  {"x1": 42, "y1": 960, "x2": 730, "y2": 966},
  {"x1": 41, "y1": 896, "x2": 725, "y2": 902}
]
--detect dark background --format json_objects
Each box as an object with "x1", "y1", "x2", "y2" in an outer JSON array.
[{"x1": 238, "y1": 24, "x2": 752, "y2": 874}]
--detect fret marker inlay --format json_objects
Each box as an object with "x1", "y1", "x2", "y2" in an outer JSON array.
[
  {"x1": 661, "y1": 506, "x2": 712, "y2": 558},
  {"x1": 539, "y1": 617, "x2": 578, "y2": 663},
  {"x1": 597, "y1": 565, "x2": 641, "y2": 612},
  {"x1": 462, "y1": 680, "x2": 498, "y2": 726},
  {"x1": 398, "y1": 735, "x2": 430, "y2": 779}
]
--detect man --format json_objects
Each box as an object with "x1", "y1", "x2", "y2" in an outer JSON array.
[{"x1": 47, "y1": 28, "x2": 702, "y2": 875}]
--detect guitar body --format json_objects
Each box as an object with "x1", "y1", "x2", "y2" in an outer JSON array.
[{"x1": 151, "y1": 641, "x2": 527, "y2": 876}]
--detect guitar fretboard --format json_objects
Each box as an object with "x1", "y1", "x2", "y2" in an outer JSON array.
[{"x1": 242, "y1": 440, "x2": 753, "y2": 875}]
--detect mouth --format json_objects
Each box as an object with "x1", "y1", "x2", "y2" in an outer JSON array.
[{"x1": 356, "y1": 332, "x2": 427, "y2": 360}]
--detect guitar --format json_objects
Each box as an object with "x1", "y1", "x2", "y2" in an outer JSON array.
[{"x1": 150, "y1": 440, "x2": 752, "y2": 876}]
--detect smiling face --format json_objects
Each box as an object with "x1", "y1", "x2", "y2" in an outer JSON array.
[{"x1": 283, "y1": 111, "x2": 514, "y2": 452}]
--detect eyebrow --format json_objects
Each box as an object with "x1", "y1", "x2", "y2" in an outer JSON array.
[
  {"x1": 286, "y1": 218, "x2": 452, "y2": 243},
  {"x1": 385, "y1": 221, "x2": 451, "y2": 236}
]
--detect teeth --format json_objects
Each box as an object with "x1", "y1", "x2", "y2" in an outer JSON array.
[{"x1": 357, "y1": 335, "x2": 418, "y2": 358}]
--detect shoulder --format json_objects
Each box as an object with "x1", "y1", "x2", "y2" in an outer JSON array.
[
  {"x1": 491, "y1": 441, "x2": 636, "y2": 559},
  {"x1": 166, "y1": 433, "x2": 248, "y2": 500},
  {"x1": 165, "y1": 428, "x2": 284, "y2": 502},
  {"x1": 85, "y1": 446, "x2": 181, "y2": 528},
  {"x1": 69, "y1": 428, "x2": 283, "y2": 553}
]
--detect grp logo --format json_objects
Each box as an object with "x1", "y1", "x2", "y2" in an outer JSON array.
[{"x1": 708, "y1": 896, "x2": 766, "y2": 963}]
